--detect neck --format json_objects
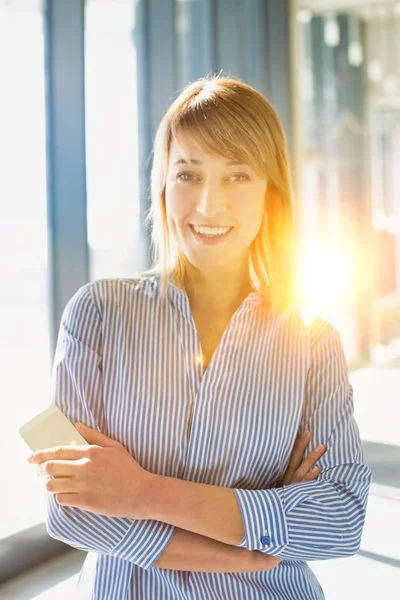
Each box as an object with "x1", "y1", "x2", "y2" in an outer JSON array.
[{"x1": 183, "y1": 258, "x2": 253, "y2": 315}]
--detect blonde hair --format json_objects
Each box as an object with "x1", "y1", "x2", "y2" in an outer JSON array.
[{"x1": 144, "y1": 75, "x2": 298, "y2": 316}]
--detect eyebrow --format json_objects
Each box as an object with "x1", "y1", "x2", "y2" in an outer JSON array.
[{"x1": 173, "y1": 158, "x2": 244, "y2": 167}]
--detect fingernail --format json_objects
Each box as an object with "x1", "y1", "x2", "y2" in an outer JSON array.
[
  {"x1": 316, "y1": 444, "x2": 325, "y2": 451},
  {"x1": 311, "y1": 465, "x2": 319, "y2": 472},
  {"x1": 27, "y1": 455, "x2": 34, "y2": 463},
  {"x1": 302, "y1": 430, "x2": 310, "y2": 438}
]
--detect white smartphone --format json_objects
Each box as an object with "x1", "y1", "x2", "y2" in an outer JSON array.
[{"x1": 19, "y1": 405, "x2": 89, "y2": 452}]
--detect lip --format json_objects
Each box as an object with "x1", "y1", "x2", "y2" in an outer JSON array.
[
  {"x1": 189, "y1": 224, "x2": 233, "y2": 245},
  {"x1": 190, "y1": 224, "x2": 233, "y2": 228}
]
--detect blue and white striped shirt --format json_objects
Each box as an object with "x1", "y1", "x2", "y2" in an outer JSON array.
[{"x1": 46, "y1": 275, "x2": 372, "y2": 599}]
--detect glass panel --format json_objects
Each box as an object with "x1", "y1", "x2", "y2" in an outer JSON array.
[
  {"x1": 0, "y1": 0, "x2": 51, "y2": 538},
  {"x1": 175, "y1": 0, "x2": 214, "y2": 89},
  {"x1": 85, "y1": 0, "x2": 142, "y2": 280},
  {"x1": 295, "y1": 9, "x2": 399, "y2": 598},
  {"x1": 294, "y1": 1, "x2": 400, "y2": 362}
]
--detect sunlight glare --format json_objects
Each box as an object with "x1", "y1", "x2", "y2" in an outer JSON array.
[{"x1": 297, "y1": 242, "x2": 355, "y2": 312}]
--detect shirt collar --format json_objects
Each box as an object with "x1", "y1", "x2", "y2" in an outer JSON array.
[{"x1": 160, "y1": 274, "x2": 270, "y2": 309}]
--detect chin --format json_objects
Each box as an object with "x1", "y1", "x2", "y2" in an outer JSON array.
[{"x1": 184, "y1": 251, "x2": 238, "y2": 272}]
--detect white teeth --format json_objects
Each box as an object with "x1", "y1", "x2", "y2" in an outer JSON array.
[{"x1": 192, "y1": 225, "x2": 231, "y2": 236}]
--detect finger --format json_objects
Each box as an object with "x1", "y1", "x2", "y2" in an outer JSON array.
[
  {"x1": 286, "y1": 431, "x2": 311, "y2": 469},
  {"x1": 45, "y1": 476, "x2": 79, "y2": 494},
  {"x1": 302, "y1": 466, "x2": 320, "y2": 482},
  {"x1": 266, "y1": 556, "x2": 281, "y2": 571},
  {"x1": 35, "y1": 458, "x2": 87, "y2": 477},
  {"x1": 55, "y1": 493, "x2": 83, "y2": 507},
  {"x1": 280, "y1": 431, "x2": 311, "y2": 485},
  {"x1": 75, "y1": 423, "x2": 119, "y2": 448},
  {"x1": 28, "y1": 445, "x2": 94, "y2": 464},
  {"x1": 292, "y1": 445, "x2": 326, "y2": 482}
]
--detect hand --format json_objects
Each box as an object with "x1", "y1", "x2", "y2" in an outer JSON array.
[
  {"x1": 278, "y1": 430, "x2": 326, "y2": 487},
  {"x1": 250, "y1": 551, "x2": 282, "y2": 572},
  {"x1": 27, "y1": 423, "x2": 152, "y2": 519}
]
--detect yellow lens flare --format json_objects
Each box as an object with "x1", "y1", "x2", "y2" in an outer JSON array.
[{"x1": 296, "y1": 241, "x2": 356, "y2": 312}]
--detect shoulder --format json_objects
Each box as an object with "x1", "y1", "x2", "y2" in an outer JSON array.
[
  {"x1": 287, "y1": 304, "x2": 339, "y2": 351},
  {"x1": 64, "y1": 275, "x2": 160, "y2": 321},
  {"x1": 88, "y1": 275, "x2": 159, "y2": 316},
  {"x1": 281, "y1": 306, "x2": 347, "y2": 385}
]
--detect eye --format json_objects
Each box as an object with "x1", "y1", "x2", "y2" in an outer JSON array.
[
  {"x1": 176, "y1": 171, "x2": 199, "y2": 182},
  {"x1": 226, "y1": 173, "x2": 250, "y2": 182}
]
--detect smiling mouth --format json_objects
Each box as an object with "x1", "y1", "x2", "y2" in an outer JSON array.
[{"x1": 189, "y1": 225, "x2": 233, "y2": 237}]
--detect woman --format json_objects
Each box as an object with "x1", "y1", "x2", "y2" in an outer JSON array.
[{"x1": 29, "y1": 77, "x2": 372, "y2": 599}]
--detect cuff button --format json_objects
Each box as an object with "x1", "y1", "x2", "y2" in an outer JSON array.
[{"x1": 261, "y1": 535, "x2": 271, "y2": 545}]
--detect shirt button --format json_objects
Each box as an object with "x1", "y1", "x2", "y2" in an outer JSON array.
[{"x1": 261, "y1": 535, "x2": 271, "y2": 545}]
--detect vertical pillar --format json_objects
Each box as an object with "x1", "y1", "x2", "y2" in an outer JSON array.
[{"x1": 44, "y1": 0, "x2": 88, "y2": 356}]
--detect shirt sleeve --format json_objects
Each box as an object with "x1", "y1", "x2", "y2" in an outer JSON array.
[
  {"x1": 232, "y1": 325, "x2": 373, "y2": 561},
  {"x1": 45, "y1": 283, "x2": 175, "y2": 570}
]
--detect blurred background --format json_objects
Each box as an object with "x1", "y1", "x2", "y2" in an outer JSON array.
[{"x1": 0, "y1": 0, "x2": 399, "y2": 598}]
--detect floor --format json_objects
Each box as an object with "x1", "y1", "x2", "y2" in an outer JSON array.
[{"x1": 1, "y1": 364, "x2": 399, "y2": 599}]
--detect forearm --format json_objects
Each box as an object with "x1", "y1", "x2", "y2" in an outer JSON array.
[
  {"x1": 146, "y1": 473, "x2": 243, "y2": 545},
  {"x1": 154, "y1": 528, "x2": 280, "y2": 573},
  {"x1": 45, "y1": 494, "x2": 175, "y2": 570},
  {"x1": 233, "y1": 465, "x2": 373, "y2": 559}
]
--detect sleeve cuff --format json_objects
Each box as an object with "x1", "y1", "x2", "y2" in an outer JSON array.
[
  {"x1": 112, "y1": 519, "x2": 176, "y2": 570},
  {"x1": 233, "y1": 487, "x2": 289, "y2": 554}
]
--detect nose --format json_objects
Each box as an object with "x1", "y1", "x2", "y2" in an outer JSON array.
[{"x1": 196, "y1": 184, "x2": 227, "y2": 218}]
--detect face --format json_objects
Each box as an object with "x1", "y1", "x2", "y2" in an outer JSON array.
[{"x1": 165, "y1": 134, "x2": 268, "y2": 274}]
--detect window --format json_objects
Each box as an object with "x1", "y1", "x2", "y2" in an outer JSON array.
[
  {"x1": 85, "y1": 0, "x2": 142, "y2": 281},
  {"x1": 0, "y1": 0, "x2": 51, "y2": 538},
  {"x1": 294, "y1": 2, "x2": 400, "y2": 361}
]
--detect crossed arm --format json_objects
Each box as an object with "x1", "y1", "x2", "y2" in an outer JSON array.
[
  {"x1": 36, "y1": 427, "x2": 323, "y2": 574},
  {"x1": 151, "y1": 431, "x2": 325, "y2": 572},
  {"x1": 147, "y1": 330, "x2": 373, "y2": 569},
  {"x1": 32, "y1": 285, "x2": 371, "y2": 574},
  {"x1": 143, "y1": 328, "x2": 372, "y2": 569}
]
